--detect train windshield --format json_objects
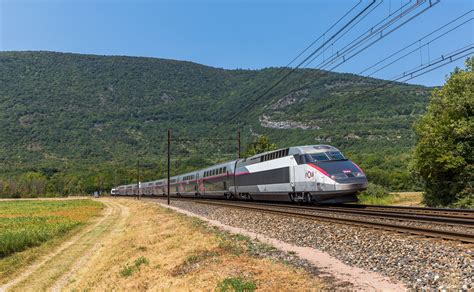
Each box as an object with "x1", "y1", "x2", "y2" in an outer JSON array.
[
  {"x1": 327, "y1": 151, "x2": 345, "y2": 160},
  {"x1": 309, "y1": 151, "x2": 346, "y2": 162}
]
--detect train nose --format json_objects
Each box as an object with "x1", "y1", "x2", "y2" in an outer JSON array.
[
  {"x1": 335, "y1": 181, "x2": 368, "y2": 191},
  {"x1": 309, "y1": 160, "x2": 366, "y2": 183}
]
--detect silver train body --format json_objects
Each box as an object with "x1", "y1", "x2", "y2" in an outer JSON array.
[{"x1": 111, "y1": 145, "x2": 368, "y2": 204}]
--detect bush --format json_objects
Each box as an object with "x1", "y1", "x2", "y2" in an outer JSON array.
[
  {"x1": 358, "y1": 183, "x2": 394, "y2": 205},
  {"x1": 361, "y1": 183, "x2": 390, "y2": 198},
  {"x1": 217, "y1": 277, "x2": 256, "y2": 292}
]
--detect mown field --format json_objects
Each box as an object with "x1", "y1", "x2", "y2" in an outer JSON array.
[{"x1": 0, "y1": 199, "x2": 103, "y2": 280}]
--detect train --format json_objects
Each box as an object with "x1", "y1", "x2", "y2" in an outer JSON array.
[{"x1": 111, "y1": 144, "x2": 368, "y2": 204}]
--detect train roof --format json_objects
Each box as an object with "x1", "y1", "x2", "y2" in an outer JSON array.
[
  {"x1": 290, "y1": 145, "x2": 341, "y2": 154},
  {"x1": 244, "y1": 144, "x2": 340, "y2": 161}
]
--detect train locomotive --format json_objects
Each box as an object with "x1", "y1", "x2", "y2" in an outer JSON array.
[{"x1": 111, "y1": 145, "x2": 368, "y2": 204}]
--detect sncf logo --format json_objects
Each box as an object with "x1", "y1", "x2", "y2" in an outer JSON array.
[{"x1": 305, "y1": 171, "x2": 314, "y2": 179}]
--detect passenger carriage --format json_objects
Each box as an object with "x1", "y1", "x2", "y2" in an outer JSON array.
[{"x1": 112, "y1": 145, "x2": 367, "y2": 204}]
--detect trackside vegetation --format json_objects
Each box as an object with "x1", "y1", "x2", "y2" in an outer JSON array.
[
  {"x1": 0, "y1": 199, "x2": 102, "y2": 258},
  {"x1": 412, "y1": 57, "x2": 473, "y2": 208},
  {"x1": 216, "y1": 277, "x2": 257, "y2": 292}
]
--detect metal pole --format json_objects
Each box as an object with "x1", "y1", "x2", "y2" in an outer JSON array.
[
  {"x1": 238, "y1": 130, "x2": 241, "y2": 159},
  {"x1": 167, "y1": 129, "x2": 171, "y2": 205},
  {"x1": 137, "y1": 159, "x2": 140, "y2": 200}
]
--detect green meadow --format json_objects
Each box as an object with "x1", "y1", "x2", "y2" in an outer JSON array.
[{"x1": 0, "y1": 199, "x2": 103, "y2": 258}]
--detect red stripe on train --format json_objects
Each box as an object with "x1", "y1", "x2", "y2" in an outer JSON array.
[
  {"x1": 352, "y1": 162, "x2": 365, "y2": 174},
  {"x1": 307, "y1": 163, "x2": 330, "y2": 177}
]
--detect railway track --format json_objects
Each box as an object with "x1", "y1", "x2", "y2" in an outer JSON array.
[
  {"x1": 338, "y1": 204, "x2": 474, "y2": 219},
  {"x1": 144, "y1": 196, "x2": 474, "y2": 243}
]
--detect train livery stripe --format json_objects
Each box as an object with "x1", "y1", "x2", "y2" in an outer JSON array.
[
  {"x1": 307, "y1": 163, "x2": 330, "y2": 177},
  {"x1": 236, "y1": 167, "x2": 290, "y2": 186},
  {"x1": 352, "y1": 162, "x2": 365, "y2": 174}
]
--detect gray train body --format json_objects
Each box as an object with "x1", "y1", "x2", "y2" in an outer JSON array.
[{"x1": 111, "y1": 145, "x2": 368, "y2": 204}]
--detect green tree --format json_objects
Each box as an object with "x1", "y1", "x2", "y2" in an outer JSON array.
[
  {"x1": 243, "y1": 135, "x2": 277, "y2": 157},
  {"x1": 411, "y1": 57, "x2": 473, "y2": 207},
  {"x1": 17, "y1": 172, "x2": 48, "y2": 197}
]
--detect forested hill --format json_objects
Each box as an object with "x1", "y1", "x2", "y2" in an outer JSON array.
[{"x1": 0, "y1": 51, "x2": 432, "y2": 193}]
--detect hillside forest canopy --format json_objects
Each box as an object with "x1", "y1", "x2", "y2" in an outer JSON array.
[{"x1": 1, "y1": 51, "x2": 469, "y2": 207}]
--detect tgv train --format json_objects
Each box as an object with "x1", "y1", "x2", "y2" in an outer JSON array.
[{"x1": 111, "y1": 145, "x2": 368, "y2": 204}]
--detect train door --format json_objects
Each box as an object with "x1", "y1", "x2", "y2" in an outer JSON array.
[
  {"x1": 290, "y1": 165, "x2": 296, "y2": 192},
  {"x1": 195, "y1": 173, "x2": 199, "y2": 193}
]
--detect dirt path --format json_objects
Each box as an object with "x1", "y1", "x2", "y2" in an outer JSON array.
[
  {"x1": 0, "y1": 199, "x2": 129, "y2": 292},
  {"x1": 1, "y1": 198, "x2": 334, "y2": 291}
]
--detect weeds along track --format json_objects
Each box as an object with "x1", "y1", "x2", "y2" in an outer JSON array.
[{"x1": 137, "y1": 196, "x2": 474, "y2": 243}]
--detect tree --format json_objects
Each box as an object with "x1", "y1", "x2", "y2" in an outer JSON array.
[
  {"x1": 243, "y1": 135, "x2": 277, "y2": 157},
  {"x1": 411, "y1": 57, "x2": 473, "y2": 207}
]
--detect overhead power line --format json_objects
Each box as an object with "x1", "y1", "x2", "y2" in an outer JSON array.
[
  {"x1": 348, "y1": 44, "x2": 474, "y2": 100},
  {"x1": 360, "y1": 10, "x2": 473, "y2": 76},
  {"x1": 227, "y1": 0, "x2": 440, "y2": 125},
  {"x1": 305, "y1": 0, "x2": 413, "y2": 68},
  {"x1": 224, "y1": 0, "x2": 380, "y2": 124},
  {"x1": 318, "y1": 0, "x2": 441, "y2": 72}
]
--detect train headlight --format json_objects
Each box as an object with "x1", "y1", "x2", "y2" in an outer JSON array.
[{"x1": 355, "y1": 172, "x2": 365, "y2": 177}]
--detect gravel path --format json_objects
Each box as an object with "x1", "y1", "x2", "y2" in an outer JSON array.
[{"x1": 153, "y1": 198, "x2": 473, "y2": 290}]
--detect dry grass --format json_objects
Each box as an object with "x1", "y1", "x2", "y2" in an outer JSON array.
[
  {"x1": 388, "y1": 192, "x2": 424, "y2": 206},
  {"x1": 359, "y1": 191, "x2": 424, "y2": 206},
  {"x1": 65, "y1": 198, "x2": 326, "y2": 291}
]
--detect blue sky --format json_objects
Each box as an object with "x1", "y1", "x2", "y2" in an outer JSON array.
[{"x1": 1, "y1": 0, "x2": 472, "y2": 86}]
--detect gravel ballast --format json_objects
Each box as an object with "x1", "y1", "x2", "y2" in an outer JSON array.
[{"x1": 152, "y1": 198, "x2": 473, "y2": 290}]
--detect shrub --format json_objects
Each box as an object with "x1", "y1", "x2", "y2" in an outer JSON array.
[
  {"x1": 358, "y1": 183, "x2": 394, "y2": 205},
  {"x1": 217, "y1": 277, "x2": 257, "y2": 292},
  {"x1": 119, "y1": 264, "x2": 134, "y2": 277}
]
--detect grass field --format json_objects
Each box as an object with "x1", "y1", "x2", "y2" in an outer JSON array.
[
  {"x1": 358, "y1": 192, "x2": 423, "y2": 206},
  {"x1": 0, "y1": 199, "x2": 103, "y2": 281}
]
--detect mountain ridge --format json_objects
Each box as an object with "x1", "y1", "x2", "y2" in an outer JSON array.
[{"x1": 0, "y1": 51, "x2": 432, "y2": 193}]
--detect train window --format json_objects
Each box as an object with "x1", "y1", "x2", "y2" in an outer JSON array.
[
  {"x1": 327, "y1": 151, "x2": 346, "y2": 160},
  {"x1": 310, "y1": 153, "x2": 330, "y2": 162},
  {"x1": 223, "y1": 167, "x2": 227, "y2": 172}
]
